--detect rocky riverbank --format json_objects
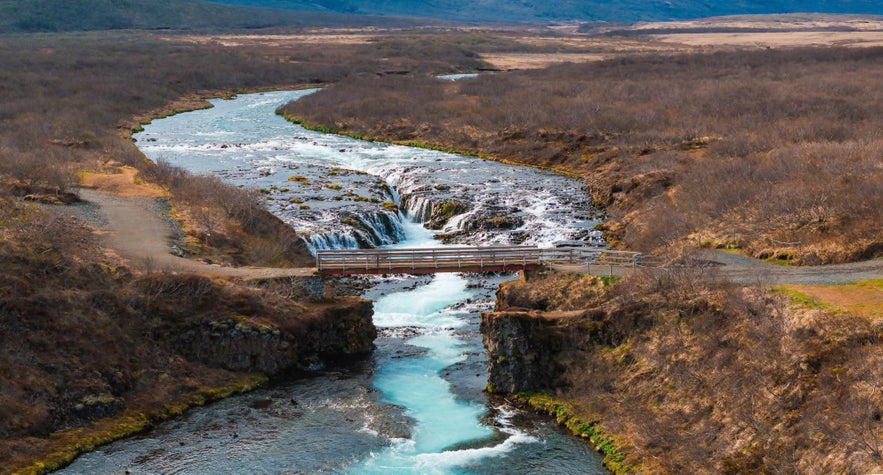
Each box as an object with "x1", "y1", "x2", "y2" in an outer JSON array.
[
  {"x1": 481, "y1": 268, "x2": 883, "y2": 473},
  {"x1": 0, "y1": 251, "x2": 375, "y2": 474}
]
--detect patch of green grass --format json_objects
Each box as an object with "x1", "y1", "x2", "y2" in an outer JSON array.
[
  {"x1": 773, "y1": 287, "x2": 837, "y2": 312},
  {"x1": 856, "y1": 279, "x2": 883, "y2": 290}
]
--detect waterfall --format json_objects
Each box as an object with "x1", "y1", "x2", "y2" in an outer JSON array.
[
  {"x1": 89, "y1": 89, "x2": 611, "y2": 475},
  {"x1": 400, "y1": 193, "x2": 434, "y2": 222},
  {"x1": 304, "y1": 209, "x2": 407, "y2": 253}
]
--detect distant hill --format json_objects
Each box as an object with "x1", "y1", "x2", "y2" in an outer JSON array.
[
  {"x1": 215, "y1": 0, "x2": 883, "y2": 23},
  {"x1": 3, "y1": 0, "x2": 881, "y2": 34},
  {"x1": 0, "y1": 0, "x2": 419, "y2": 33}
]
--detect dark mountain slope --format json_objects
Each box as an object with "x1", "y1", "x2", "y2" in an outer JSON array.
[
  {"x1": 216, "y1": 0, "x2": 883, "y2": 23},
  {"x1": 0, "y1": 0, "x2": 417, "y2": 33}
]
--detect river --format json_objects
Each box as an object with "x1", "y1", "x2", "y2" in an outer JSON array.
[{"x1": 58, "y1": 90, "x2": 608, "y2": 474}]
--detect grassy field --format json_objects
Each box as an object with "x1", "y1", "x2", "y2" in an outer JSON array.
[{"x1": 778, "y1": 279, "x2": 883, "y2": 321}]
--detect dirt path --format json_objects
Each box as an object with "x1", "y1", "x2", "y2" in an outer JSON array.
[
  {"x1": 697, "y1": 249, "x2": 883, "y2": 285},
  {"x1": 69, "y1": 187, "x2": 315, "y2": 280}
]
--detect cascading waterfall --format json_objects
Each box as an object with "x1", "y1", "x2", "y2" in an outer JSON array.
[
  {"x1": 306, "y1": 209, "x2": 407, "y2": 253},
  {"x1": 400, "y1": 194, "x2": 435, "y2": 224},
  {"x1": 57, "y1": 89, "x2": 609, "y2": 474}
]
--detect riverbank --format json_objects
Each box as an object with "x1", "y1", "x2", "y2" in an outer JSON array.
[
  {"x1": 1, "y1": 166, "x2": 375, "y2": 473},
  {"x1": 279, "y1": 114, "x2": 585, "y2": 181},
  {"x1": 1, "y1": 257, "x2": 375, "y2": 475},
  {"x1": 512, "y1": 392, "x2": 639, "y2": 474},
  {"x1": 12, "y1": 373, "x2": 267, "y2": 474},
  {"x1": 481, "y1": 269, "x2": 883, "y2": 473}
]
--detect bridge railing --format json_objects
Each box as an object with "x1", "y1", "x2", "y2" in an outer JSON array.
[
  {"x1": 316, "y1": 245, "x2": 664, "y2": 274},
  {"x1": 316, "y1": 246, "x2": 541, "y2": 273}
]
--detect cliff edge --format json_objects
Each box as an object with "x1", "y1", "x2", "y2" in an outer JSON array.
[{"x1": 482, "y1": 269, "x2": 883, "y2": 474}]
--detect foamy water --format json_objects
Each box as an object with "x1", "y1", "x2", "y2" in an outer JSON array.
[
  {"x1": 58, "y1": 91, "x2": 608, "y2": 475},
  {"x1": 133, "y1": 90, "x2": 603, "y2": 251}
]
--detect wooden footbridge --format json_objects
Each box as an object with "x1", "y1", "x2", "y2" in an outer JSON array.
[{"x1": 316, "y1": 245, "x2": 660, "y2": 276}]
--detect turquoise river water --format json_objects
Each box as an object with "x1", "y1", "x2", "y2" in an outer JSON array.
[{"x1": 58, "y1": 90, "x2": 608, "y2": 474}]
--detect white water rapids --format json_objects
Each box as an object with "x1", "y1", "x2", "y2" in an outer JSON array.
[{"x1": 58, "y1": 90, "x2": 608, "y2": 474}]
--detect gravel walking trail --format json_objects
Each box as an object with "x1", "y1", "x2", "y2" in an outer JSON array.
[
  {"x1": 72, "y1": 187, "x2": 315, "y2": 279},
  {"x1": 696, "y1": 249, "x2": 883, "y2": 285}
]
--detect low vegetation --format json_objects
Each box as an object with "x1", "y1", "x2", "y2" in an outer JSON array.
[
  {"x1": 284, "y1": 46, "x2": 883, "y2": 264},
  {"x1": 148, "y1": 160, "x2": 313, "y2": 267},
  {"x1": 493, "y1": 269, "x2": 883, "y2": 473},
  {"x1": 0, "y1": 195, "x2": 335, "y2": 472}
]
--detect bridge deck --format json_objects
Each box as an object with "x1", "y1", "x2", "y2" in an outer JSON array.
[{"x1": 317, "y1": 246, "x2": 656, "y2": 275}]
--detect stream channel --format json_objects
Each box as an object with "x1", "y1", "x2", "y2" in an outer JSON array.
[{"x1": 59, "y1": 90, "x2": 608, "y2": 474}]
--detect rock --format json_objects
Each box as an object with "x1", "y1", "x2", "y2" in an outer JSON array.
[
  {"x1": 172, "y1": 299, "x2": 375, "y2": 375},
  {"x1": 71, "y1": 393, "x2": 124, "y2": 421},
  {"x1": 460, "y1": 207, "x2": 524, "y2": 231},
  {"x1": 480, "y1": 311, "x2": 562, "y2": 394},
  {"x1": 425, "y1": 199, "x2": 469, "y2": 230}
]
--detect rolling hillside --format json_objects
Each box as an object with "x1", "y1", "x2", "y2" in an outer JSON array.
[{"x1": 215, "y1": 0, "x2": 883, "y2": 23}]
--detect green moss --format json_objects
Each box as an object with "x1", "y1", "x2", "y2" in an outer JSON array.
[
  {"x1": 19, "y1": 373, "x2": 268, "y2": 474},
  {"x1": 514, "y1": 392, "x2": 639, "y2": 474},
  {"x1": 382, "y1": 200, "x2": 399, "y2": 212},
  {"x1": 341, "y1": 217, "x2": 362, "y2": 228},
  {"x1": 435, "y1": 200, "x2": 468, "y2": 219},
  {"x1": 325, "y1": 183, "x2": 342, "y2": 190},
  {"x1": 287, "y1": 175, "x2": 310, "y2": 185}
]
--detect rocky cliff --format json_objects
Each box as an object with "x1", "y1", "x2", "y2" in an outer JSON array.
[
  {"x1": 480, "y1": 269, "x2": 883, "y2": 474},
  {"x1": 481, "y1": 310, "x2": 576, "y2": 394},
  {"x1": 0, "y1": 262, "x2": 376, "y2": 474},
  {"x1": 173, "y1": 298, "x2": 375, "y2": 375}
]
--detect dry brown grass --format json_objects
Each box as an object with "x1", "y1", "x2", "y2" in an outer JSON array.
[
  {"x1": 780, "y1": 280, "x2": 883, "y2": 322},
  {"x1": 498, "y1": 269, "x2": 883, "y2": 474},
  {"x1": 79, "y1": 164, "x2": 165, "y2": 198}
]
